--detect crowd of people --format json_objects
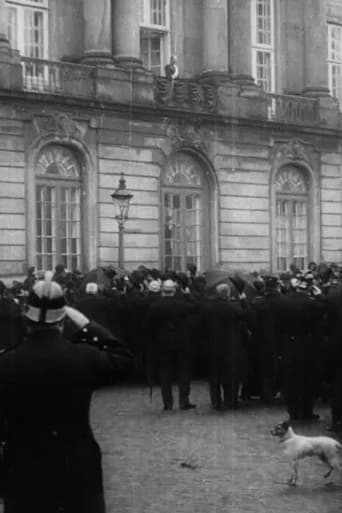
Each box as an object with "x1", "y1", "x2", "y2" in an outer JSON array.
[
  {"x1": 1, "y1": 260, "x2": 342, "y2": 430},
  {"x1": 0, "y1": 260, "x2": 342, "y2": 511}
]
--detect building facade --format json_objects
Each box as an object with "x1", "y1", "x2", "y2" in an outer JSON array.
[{"x1": 0, "y1": 0, "x2": 342, "y2": 280}]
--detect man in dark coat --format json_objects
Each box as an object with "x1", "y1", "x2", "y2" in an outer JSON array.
[
  {"x1": 0, "y1": 275, "x2": 133, "y2": 513},
  {"x1": 250, "y1": 276, "x2": 281, "y2": 403},
  {"x1": 74, "y1": 281, "x2": 126, "y2": 342},
  {"x1": 145, "y1": 279, "x2": 197, "y2": 410},
  {"x1": 201, "y1": 283, "x2": 250, "y2": 410},
  {"x1": 274, "y1": 279, "x2": 324, "y2": 421}
]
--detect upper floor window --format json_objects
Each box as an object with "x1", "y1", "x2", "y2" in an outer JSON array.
[
  {"x1": 251, "y1": 0, "x2": 275, "y2": 92},
  {"x1": 140, "y1": 0, "x2": 170, "y2": 75},
  {"x1": 6, "y1": 0, "x2": 48, "y2": 59},
  {"x1": 328, "y1": 24, "x2": 342, "y2": 105}
]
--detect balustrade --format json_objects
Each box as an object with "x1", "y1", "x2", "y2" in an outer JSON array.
[
  {"x1": 21, "y1": 57, "x2": 96, "y2": 98},
  {"x1": 19, "y1": 57, "x2": 322, "y2": 126}
]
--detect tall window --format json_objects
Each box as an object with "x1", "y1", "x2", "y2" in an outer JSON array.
[
  {"x1": 35, "y1": 145, "x2": 82, "y2": 272},
  {"x1": 275, "y1": 166, "x2": 309, "y2": 272},
  {"x1": 251, "y1": 0, "x2": 275, "y2": 92},
  {"x1": 140, "y1": 0, "x2": 170, "y2": 75},
  {"x1": 328, "y1": 24, "x2": 342, "y2": 105},
  {"x1": 6, "y1": 0, "x2": 48, "y2": 59},
  {"x1": 162, "y1": 153, "x2": 210, "y2": 272}
]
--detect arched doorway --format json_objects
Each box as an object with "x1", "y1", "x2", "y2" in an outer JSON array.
[{"x1": 161, "y1": 151, "x2": 212, "y2": 271}]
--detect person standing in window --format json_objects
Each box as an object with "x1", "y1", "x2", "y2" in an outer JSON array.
[{"x1": 0, "y1": 274, "x2": 133, "y2": 513}]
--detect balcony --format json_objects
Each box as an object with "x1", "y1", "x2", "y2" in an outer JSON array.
[
  {"x1": 0, "y1": 57, "x2": 338, "y2": 128},
  {"x1": 21, "y1": 57, "x2": 97, "y2": 98},
  {"x1": 266, "y1": 93, "x2": 320, "y2": 125}
]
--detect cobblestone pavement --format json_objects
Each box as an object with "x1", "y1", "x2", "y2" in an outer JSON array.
[{"x1": 91, "y1": 382, "x2": 342, "y2": 513}]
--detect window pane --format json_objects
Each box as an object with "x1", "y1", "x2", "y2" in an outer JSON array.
[
  {"x1": 140, "y1": 32, "x2": 162, "y2": 75},
  {"x1": 256, "y1": 50, "x2": 272, "y2": 92},
  {"x1": 256, "y1": 0, "x2": 272, "y2": 46},
  {"x1": 24, "y1": 9, "x2": 44, "y2": 58},
  {"x1": 276, "y1": 199, "x2": 290, "y2": 271},
  {"x1": 36, "y1": 185, "x2": 55, "y2": 272}
]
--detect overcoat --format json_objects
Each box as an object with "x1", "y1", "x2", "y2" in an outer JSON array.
[
  {"x1": 201, "y1": 297, "x2": 248, "y2": 384},
  {"x1": 0, "y1": 322, "x2": 133, "y2": 513}
]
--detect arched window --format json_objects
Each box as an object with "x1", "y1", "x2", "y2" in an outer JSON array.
[
  {"x1": 275, "y1": 165, "x2": 309, "y2": 271},
  {"x1": 35, "y1": 145, "x2": 82, "y2": 272},
  {"x1": 162, "y1": 152, "x2": 210, "y2": 271}
]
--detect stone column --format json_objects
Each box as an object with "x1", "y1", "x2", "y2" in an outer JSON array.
[
  {"x1": 303, "y1": 0, "x2": 330, "y2": 96},
  {"x1": 0, "y1": 0, "x2": 9, "y2": 52},
  {"x1": 82, "y1": 0, "x2": 114, "y2": 65},
  {"x1": 229, "y1": 0, "x2": 255, "y2": 86},
  {"x1": 201, "y1": 0, "x2": 229, "y2": 82},
  {"x1": 112, "y1": 0, "x2": 142, "y2": 69}
]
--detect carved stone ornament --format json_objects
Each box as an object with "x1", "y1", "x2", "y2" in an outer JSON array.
[
  {"x1": 275, "y1": 139, "x2": 310, "y2": 163},
  {"x1": 164, "y1": 120, "x2": 210, "y2": 153},
  {"x1": 33, "y1": 112, "x2": 87, "y2": 139}
]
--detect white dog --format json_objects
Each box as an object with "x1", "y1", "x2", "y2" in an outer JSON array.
[{"x1": 271, "y1": 420, "x2": 342, "y2": 486}]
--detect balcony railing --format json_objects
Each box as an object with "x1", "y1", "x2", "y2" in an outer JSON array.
[
  {"x1": 21, "y1": 57, "x2": 97, "y2": 98},
  {"x1": 266, "y1": 93, "x2": 320, "y2": 125},
  {"x1": 19, "y1": 57, "x2": 322, "y2": 126}
]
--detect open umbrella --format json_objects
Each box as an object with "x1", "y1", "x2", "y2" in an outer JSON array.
[{"x1": 204, "y1": 269, "x2": 256, "y2": 300}]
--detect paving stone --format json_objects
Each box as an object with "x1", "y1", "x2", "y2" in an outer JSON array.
[{"x1": 90, "y1": 382, "x2": 342, "y2": 513}]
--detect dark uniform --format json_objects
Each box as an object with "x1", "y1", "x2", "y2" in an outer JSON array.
[
  {"x1": 146, "y1": 294, "x2": 197, "y2": 410},
  {"x1": 274, "y1": 289, "x2": 323, "y2": 420},
  {"x1": 0, "y1": 294, "x2": 133, "y2": 513},
  {"x1": 250, "y1": 284, "x2": 281, "y2": 402},
  {"x1": 74, "y1": 293, "x2": 126, "y2": 342},
  {"x1": 202, "y1": 296, "x2": 249, "y2": 409}
]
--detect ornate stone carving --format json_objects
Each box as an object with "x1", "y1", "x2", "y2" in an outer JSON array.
[
  {"x1": 164, "y1": 120, "x2": 210, "y2": 153},
  {"x1": 33, "y1": 112, "x2": 87, "y2": 139},
  {"x1": 165, "y1": 157, "x2": 202, "y2": 186},
  {"x1": 275, "y1": 138, "x2": 310, "y2": 163},
  {"x1": 36, "y1": 144, "x2": 81, "y2": 178},
  {"x1": 275, "y1": 165, "x2": 308, "y2": 193}
]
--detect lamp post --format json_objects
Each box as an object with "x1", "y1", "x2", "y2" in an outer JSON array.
[{"x1": 111, "y1": 173, "x2": 133, "y2": 269}]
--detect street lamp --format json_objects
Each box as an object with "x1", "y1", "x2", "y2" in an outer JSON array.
[{"x1": 111, "y1": 173, "x2": 133, "y2": 269}]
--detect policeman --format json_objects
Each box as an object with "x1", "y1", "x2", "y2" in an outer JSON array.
[
  {"x1": 0, "y1": 273, "x2": 133, "y2": 513},
  {"x1": 145, "y1": 279, "x2": 197, "y2": 410}
]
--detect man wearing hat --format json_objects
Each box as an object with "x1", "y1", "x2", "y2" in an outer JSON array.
[
  {"x1": 274, "y1": 277, "x2": 324, "y2": 421},
  {"x1": 202, "y1": 283, "x2": 251, "y2": 410},
  {"x1": 145, "y1": 279, "x2": 197, "y2": 410},
  {"x1": 0, "y1": 274, "x2": 133, "y2": 513}
]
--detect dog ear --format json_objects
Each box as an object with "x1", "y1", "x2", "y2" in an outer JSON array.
[{"x1": 281, "y1": 420, "x2": 290, "y2": 430}]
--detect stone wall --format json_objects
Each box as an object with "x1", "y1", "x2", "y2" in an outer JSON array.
[
  {"x1": 321, "y1": 150, "x2": 342, "y2": 263},
  {"x1": 0, "y1": 107, "x2": 26, "y2": 278}
]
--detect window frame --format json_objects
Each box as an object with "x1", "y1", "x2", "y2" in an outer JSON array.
[
  {"x1": 161, "y1": 153, "x2": 212, "y2": 272},
  {"x1": 35, "y1": 145, "x2": 83, "y2": 273},
  {"x1": 6, "y1": 0, "x2": 49, "y2": 59},
  {"x1": 251, "y1": 0, "x2": 275, "y2": 93},
  {"x1": 328, "y1": 23, "x2": 342, "y2": 104},
  {"x1": 275, "y1": 194, "x2": 309, "y2": 272},
  {"x1": 140, "y1": 0, "x2": 170, "y2": 76}
]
